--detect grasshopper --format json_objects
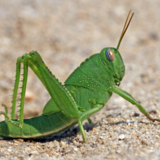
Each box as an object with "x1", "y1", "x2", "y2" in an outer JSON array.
[{"x1": 0, "y1": 10, "x2": 159, "y2": 142}]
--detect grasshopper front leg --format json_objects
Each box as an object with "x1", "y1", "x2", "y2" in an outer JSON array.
[{"x1": 110, "y1": 86, "x2": 160, "y2": 122}]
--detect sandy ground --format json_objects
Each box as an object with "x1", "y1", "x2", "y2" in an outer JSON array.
[{"x1": 0, "y1": 0, "x2": 160, "y2": 159}]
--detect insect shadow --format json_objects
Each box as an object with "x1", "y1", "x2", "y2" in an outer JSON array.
[{"x1": 34, "y1": 123, "x2": 95, "y2": 143}]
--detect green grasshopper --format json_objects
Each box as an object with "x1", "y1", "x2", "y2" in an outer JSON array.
[{"x1": 0, "y1": 10, "x2": 159, "y2": 142}]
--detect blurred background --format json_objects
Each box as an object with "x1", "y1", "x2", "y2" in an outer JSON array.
[{"x1": 0, "y1": 0, "x2": 160, "y2": 120}]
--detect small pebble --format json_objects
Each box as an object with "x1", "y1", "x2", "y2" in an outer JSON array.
[{"x1": 118, "y1": 134, "x2": 125, "y2": 140}]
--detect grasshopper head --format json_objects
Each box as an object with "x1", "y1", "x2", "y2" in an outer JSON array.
[
  {"x1": 100, "y1": 10, "x2": 134, "y2": 86},
  {"x1": 100, "y1": 47, "x2": 125, "y2": 86}
]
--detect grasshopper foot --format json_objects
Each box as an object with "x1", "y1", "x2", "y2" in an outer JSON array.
[
  {"x1": 1, "y1": 104, "x2": 8, "y2": 115},
  {"x1": 0, "y1": 104, "x2": 23, "y2": 128},
  {"x1": 147, "y1": 114, "x2": 160, "y2": 122}
]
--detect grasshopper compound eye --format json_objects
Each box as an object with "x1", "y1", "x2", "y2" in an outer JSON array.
[{"x1": 105, "y1": 49, "x2": 115, "y2": 61}]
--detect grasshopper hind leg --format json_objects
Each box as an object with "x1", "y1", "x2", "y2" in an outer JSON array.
[{"x1": 1, "y1": 54, "x2": 30, "y2": 128}]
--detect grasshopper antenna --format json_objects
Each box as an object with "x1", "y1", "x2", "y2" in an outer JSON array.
[{"x1": 117, "y1": 10, "x2": 134, "y2": 50}]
